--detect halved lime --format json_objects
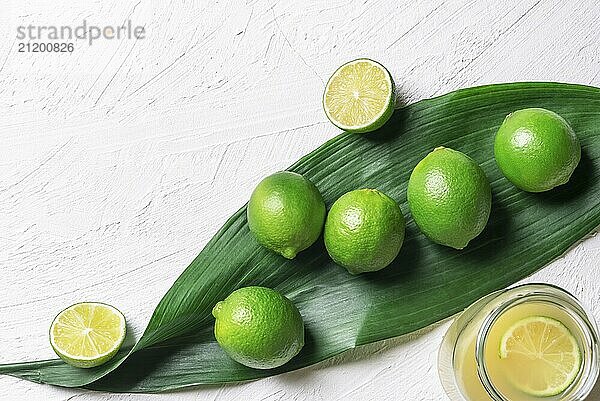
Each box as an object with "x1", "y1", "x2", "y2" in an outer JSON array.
[
  {"x1": 50, "y1": 302, "x2": 127, "y2": 368},
  {"x1": 323, "y1": 59, "x2": 395, "y2": 133},
  {"x1": 499, "y1": 316, "x2": 581, "y2": 397}
]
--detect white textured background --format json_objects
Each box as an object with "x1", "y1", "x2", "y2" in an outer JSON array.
[{"x1": 1, "y1": 0, "x2": 599, "y2": 400}]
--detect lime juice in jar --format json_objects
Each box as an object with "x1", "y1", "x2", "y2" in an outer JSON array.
[{"x1": 438, "y1": 284, "x2": 599, "y2": 401}]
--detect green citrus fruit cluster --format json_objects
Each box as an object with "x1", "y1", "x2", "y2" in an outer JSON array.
[
  {"x1": 214, "y1": 61, "x2": 582, "y2": 372},
  {"x1": 406, "y1": 107, "x2": 580, "y2": 249},
  {"x1": 220, "y1": 173, "x2": 406, "y2": 369},
  {"x1": 247, "y1": 171, "x2": 405, "y2": 274}
]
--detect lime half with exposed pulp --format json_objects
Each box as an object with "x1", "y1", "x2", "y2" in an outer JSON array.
[
  {"x1": 50, "y1": 302, "x2": 126, "y2": 368},
  {"x1": 323, "y1": 59, "x2": 395, "y2": 133}
]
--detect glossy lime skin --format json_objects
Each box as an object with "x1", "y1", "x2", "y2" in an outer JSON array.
[
  {"x1": 407, "y1": 147, "x2": 491, "y2": 249},
  {"x1": 247, "y1": 171, "x2": 326, "y2": 259},
  {"x1": 494, "y1": 108, "x2": 581, "y2": 192},
  {"x1": 212, "y1": 286, "x2": 304, "y2": 369},
  {"x1": 324, "y1": 189, "x2": 405, "y2": 274}
]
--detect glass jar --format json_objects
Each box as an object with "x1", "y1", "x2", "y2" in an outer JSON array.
[{"x1": 438, "y1": 283, "x2": 599, "y2": 401}]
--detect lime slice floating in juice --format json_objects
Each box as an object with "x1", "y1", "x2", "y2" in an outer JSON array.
[
  {"x1": 323, "y1": 59, "x2": 395, "y2": 133},
  {"x1": 50, "y1": 302, "x2": 127, "y2": 368},
  {"x1": 499, "y1": 316, "x2": 581, "y2": 397}
]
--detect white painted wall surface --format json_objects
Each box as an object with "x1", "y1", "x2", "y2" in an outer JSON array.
[{"x1": 1, "y1": 0, "x2": 599, "y2": 399}]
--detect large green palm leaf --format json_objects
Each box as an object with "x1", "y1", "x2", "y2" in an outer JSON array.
[{"x1": 1, "y1": 82, "x2": 599, "y2": 392}]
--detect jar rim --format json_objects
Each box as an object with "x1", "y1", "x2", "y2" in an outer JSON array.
[{"x1": 474, "y1": 283, "x2": 600, "y2": 401}]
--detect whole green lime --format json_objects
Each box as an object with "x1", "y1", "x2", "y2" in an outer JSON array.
[
  {"x1": 247, "y1": 171, "x2": 326, "y2": 259},
  {"x1": 407, "y1": 147, "x2": 491, "y2": 249},
  {"x1": 324, "y1": 189, "x2": 405, "y2": 274},
  {"x1": 212, "y1": 286, "x2": 304, "y2": 369},
  {"x1": 494, "y1": 108, "x2": 581, "y2": 192}
]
